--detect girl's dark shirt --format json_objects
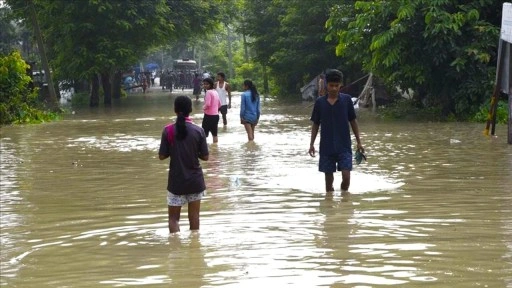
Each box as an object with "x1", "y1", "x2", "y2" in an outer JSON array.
[{"x1": 159, "y1": 123, "x2": 208, "y2": 195}]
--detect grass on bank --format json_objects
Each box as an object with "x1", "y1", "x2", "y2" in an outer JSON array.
[{"x1": 377, "y1": 98, "x2": 508, "y2": 123}]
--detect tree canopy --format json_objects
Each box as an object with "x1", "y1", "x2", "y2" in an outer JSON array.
[
  {"x1": 243, "y1": 0, "x2": 346, "y2": 96},
  {"x1": 326, "y1": 0, "x2": 501, "y2": 117},
  {"x1": 0, "y1": 50, "x2": 57, "y2": 124},
  {"x1": 2, "y1": 0, "x2": 505, "y2": 120},
  {"x1": 0, "y1": 6, "x2": 19, "y2": 55},
  {"x1": 6, "y1": 0, "x2": 221, "y2": 105}
]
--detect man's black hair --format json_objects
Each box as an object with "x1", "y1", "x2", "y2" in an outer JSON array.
[{"x1": 325, "y1": 69, "x2": 344, "y2": 83}]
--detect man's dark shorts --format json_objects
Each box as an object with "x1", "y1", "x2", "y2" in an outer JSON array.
[
  {"x1": 219, "y1": 105, "x2": 228, "y2": 115},
  {"x1": 202, "y1": 114, "x2": 219, "y2": 137},
  {"x1": 319, "y1": 152, "x2": 352, "y2": 173}
]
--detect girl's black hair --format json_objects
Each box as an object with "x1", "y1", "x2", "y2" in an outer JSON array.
[
  {"x1": 244, "y1": 79, "x2": 259, "y2": 102},
  {"x1": 174, "y1": 96, "x2": 192, "y2": 140},
  {"x1": 202, "y1": 77, "x2": 214, "y2": 90}
]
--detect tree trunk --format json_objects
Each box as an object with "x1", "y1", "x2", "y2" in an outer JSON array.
[
  {"x1": 101, "y1": 72, "x2": 112, "y2": 106},
  {"x1": 226, "y1": 24, "x2": 234, "y2": 80},
  {"x1": 112, "y1": 71, "x2": 122, "y2": 99},
  {"x1": 243, "y1": 32, "x2": 249, "y2": 62},
  {"x1": 73, "y1": 79, "x2": 88, "y2": 94},
  {"x1": 27, "y1": 0, "x2": 58, "y2": 110},
  {"x1": 263, "y1": 64, "x2": 269, "y2": 95},
  {"x1": 90, "y1": 75, "x2": 100, "y2": 107},
  {"x1": 54, "y1": 82, "x2": 61, "y2": 100},
  {"x1": 415, "y1": 86, "x2": 427, "y2": 107}
]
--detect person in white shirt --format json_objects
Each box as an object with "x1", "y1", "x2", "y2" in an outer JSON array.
[{"x1": 214, "y1": 72, "x2": 232, "y2": 126}]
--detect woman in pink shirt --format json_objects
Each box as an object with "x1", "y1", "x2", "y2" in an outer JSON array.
[{"x1": 202, "y1": 78, "x2": 221, "y2": 143}]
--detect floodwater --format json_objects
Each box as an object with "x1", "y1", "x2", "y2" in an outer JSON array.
[{"x1": 1, "y1": 88, "x2": 511, "y2": 288}]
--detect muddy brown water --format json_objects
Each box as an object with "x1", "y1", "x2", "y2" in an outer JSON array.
[{"x1": 1, "y1": 90, "x2": 511, "y2": 287}]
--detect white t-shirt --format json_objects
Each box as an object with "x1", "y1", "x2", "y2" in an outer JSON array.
[{"x1": 216, "y1": 81, "x2": 229, "y2": 106}]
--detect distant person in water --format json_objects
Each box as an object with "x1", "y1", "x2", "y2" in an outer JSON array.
[
  {"x1": 214, "y1": 72, "x2": 232, "y2": 126},
  {"x1": 240, "y1": 79, "x2": 261, "y2": 141},
  {"x1": 202, "y1": 77, "x2": 221, "y2": 143},
  {"x1": 192, "y1": 73, "x2": 202, "y2": 101},
  {"x1": 309, "y1": 69, "x2": 363, "y2": 195},
  {"x1": 159, "y1": 96, "x2": 209, "y2": 233}
]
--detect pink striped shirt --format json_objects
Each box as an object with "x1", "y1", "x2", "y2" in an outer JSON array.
[{"x1": 203, "y1": 89, "x2": 221, "y2": 115}]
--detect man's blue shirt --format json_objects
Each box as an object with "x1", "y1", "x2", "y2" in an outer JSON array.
[{"x1": 310, "y1": 93, "x2": 356, "y2": 155}]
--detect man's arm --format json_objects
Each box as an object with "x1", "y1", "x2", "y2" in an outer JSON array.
[
  {"x1": 159, "y1": 154, "x2": 169, "y2": 160},
  {"x1": 309, "y1": 123, "x2": 319, "y2": 157},
  {"x1": 349, "y1": 119, "x2": 363, "y2": 150}
]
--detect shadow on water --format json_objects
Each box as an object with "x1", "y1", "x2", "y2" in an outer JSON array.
[{"x1": 1, "y1": 89, "x2": 512, "y2": 287}]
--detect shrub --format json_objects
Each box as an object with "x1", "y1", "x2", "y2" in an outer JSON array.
[
  {"x1": 0, "y1": 51, "x2": 59, "y2": 124},
  {"x1": 379, "y1": 98, "x2": 446, "y2": 121},
  {"x1": 472, "y1": 99, "x2": 508, "y2": 124}
]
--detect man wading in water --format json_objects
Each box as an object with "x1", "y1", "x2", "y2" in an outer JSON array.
[
  {"x1": 308, "y1": 69, "x2": 364, "y2": 196},
  {"x1": 214, "y1": 72, "x2": 232, "y2": 126}
]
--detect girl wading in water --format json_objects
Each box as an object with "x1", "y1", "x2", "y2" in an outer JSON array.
[
  {"x1": 202, "y1": 77, "x2": 221, "y2": 143},
  {"x1": 159, "y1": 96, "x2": 209, "y2": 233},
  {"x1": 240, "y1": 80, "x2": 261, "y2": 141}
]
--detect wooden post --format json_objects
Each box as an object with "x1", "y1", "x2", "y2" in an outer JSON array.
[
  {"x1": 509, "y1": 93, "x2": 512, "y2": 144},
  {"x1": 370, "y1": 75, "x2": 376, "y2": 112}
]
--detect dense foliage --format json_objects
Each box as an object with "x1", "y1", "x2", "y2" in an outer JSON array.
[
  {"x1": 6, "y1": 0, "x2": 221, "y2": 106},
  {"x1": 326, "y1": 0, "x2": 502, "y2": 119},
  {"x1": 0, "y1": 51, "x2": 58, "y2": 124},
  {"x1": 0, "y1": 6, "x2": 19, "y2": 55},
  {"x1": 243, "y1": 0, "x2": 348, "y2": 97},
  {"x1": 472, "y1": 100, "x2": 509, "y2": 124},
  {"x1": 2, "y1": 0, "x2": 506, "y2": 122}
]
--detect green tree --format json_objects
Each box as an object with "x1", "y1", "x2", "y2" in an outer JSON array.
[
  {"x1": 0, "y1": 51, "x2": 56, "y2": 124},
  {"x1": 244, "y1": 0, "x2": 346, "y2": 97},
  {"x1": 327, "y1": 0, "x2": 501, "y2": 118},
  {"x1": 7, "y1": 0, "x2": 221, "y2": 107},
  {"x1": 43, "y1": 0, "x2": 174, "y2": 106},
  {"x1": 0, "y1": 6, "x2": 19, "y2": 55}
]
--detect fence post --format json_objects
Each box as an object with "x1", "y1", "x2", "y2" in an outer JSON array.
[{"x1": 509, "y1": 93, "x2": 512, "y2": 144}]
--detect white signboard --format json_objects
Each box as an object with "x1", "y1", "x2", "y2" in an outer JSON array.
[{"x1": 502, "y1": 3, "x2": 512, "y2": 43}]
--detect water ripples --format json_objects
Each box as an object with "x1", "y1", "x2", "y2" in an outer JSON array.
[{"x1": 1, "y1": 96, "x2": 511, "y2": 287}]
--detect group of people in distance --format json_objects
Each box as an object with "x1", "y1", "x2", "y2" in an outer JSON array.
[
  {"x1": 158, "y1": 71, "x2": 262, "y2": 233},
  {"x1": 159, "y1": 69, "x2": 363, "y2": 234}
]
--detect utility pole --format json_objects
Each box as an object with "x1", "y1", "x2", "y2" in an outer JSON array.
[
  {"x1": 509, "y1": 93, "x2": 512, "y2": 144},
  {"x1": 26, "y1": 0, "x2": 58, "y2": 109},
  {"x1": 486, "y1": 2, "x2": 512, "y2": 144},
  {"x1": 503, "y1": 3, "x2": 512, "y2": 145}
]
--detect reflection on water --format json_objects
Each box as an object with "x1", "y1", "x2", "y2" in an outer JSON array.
[{"x1": 1, "y1": 91, "x2": 511, "y2": 287}]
